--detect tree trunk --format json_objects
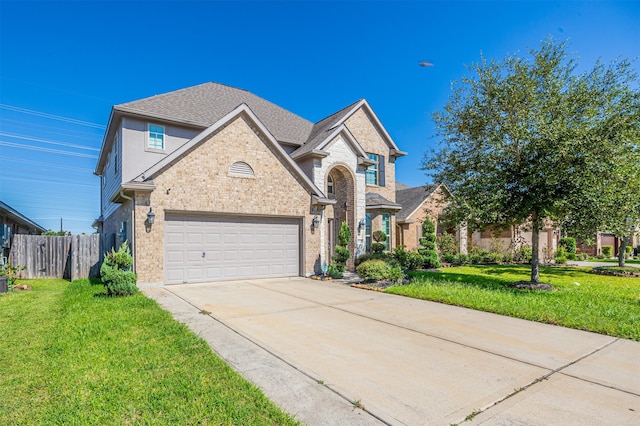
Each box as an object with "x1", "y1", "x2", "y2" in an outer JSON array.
[
  {"x1": 618, "y1": 236, "x2": 627, "y2": 267},
  {"x1": 530, "y1": 218, "x2": 540, "y2": 283}
]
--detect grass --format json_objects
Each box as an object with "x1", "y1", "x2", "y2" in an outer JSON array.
[
  {"x1": 386, "y1": 265, "x2": 640, "y2": 341},
  {"x1": 0, "y1": 278, "x2": 298, "y2": 425}
]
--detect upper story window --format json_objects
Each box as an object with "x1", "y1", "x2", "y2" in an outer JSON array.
[
  {"x1": 327, "y1": 175, "x2": 334, "y2": 195},
  {"x1": 366, "y1": 153, "x2": 385, "y2": 186},
  {"x1": 148, "y1": 124, "x2": 165, "y2": 150}
]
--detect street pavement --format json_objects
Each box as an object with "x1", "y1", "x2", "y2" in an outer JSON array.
[{"x1": 143, "y1": 277, "x2": 640, "y2": 425}]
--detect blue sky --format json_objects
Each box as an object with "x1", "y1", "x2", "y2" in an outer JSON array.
[{"x1": 1, "y1": 0, "x2": 638, "y2": 234}]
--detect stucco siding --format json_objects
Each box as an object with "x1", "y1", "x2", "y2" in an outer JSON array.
[{"x1": 121, "y1": 117, "x2": 200, "y2": 183}]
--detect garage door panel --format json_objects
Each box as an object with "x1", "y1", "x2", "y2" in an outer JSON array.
[{"x1": 165, "y1": 215, "x2": 300, "y2": 284}]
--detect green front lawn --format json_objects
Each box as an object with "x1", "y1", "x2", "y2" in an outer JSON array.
[
  {"x1": 0, "y1": 279, "x2": 298, "y2": 425},
  {"x1": 387, "y1": 265, "x2": 640, "y2": 341}
]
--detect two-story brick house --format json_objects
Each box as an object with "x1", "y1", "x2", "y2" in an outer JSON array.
[{"x1": 94, "y1": 82, "x2": 406, "y2": 286}]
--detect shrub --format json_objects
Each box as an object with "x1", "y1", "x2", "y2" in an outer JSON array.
[
  {"x1": 356, "y1": 252, "x2": 393, "y2": 266},
  {"x1": 567, "y1": 252, "x2": 577, "y2": 261},
  {"x1": 100, "y1": 242, "x2": 137, "y2": 296},
  {"x1": 393, "y1": 245, "x2": 410, "y2": 266},
  {"x1": 457, "y1": 254, "x2": 470, "y2": 264},
  {"x1": 625, "y1": 246, "x2": 633, "y2": 259},
  {"x1": 436, "y1": 233, "x2": 457, "y2": 257},
  {"x1": 326, "y1": 264, "x2": 343, "y2": 279},
  {"x1": 555, "y1": 255, "x2": 568, "y2": 264},
  {"x1": 356, "y1": 260, "x2": 404, "y2": 284},
  {"x1": 406, "y1": 251, "x2": 426, "y2": 270},
  {"x1": 559, "y1": 237, "x2": 577, "y2": 254},
  {"x1": 577, "y1": 253, "x2": 589, "y2": 261},
  {"x1": 602, "y1": 245, "x2": 613, "y2": 257},
  {"x1": 442, "y1": 254, "x2": 456, "y2": 264},
  {"x1": 513, "y1": 246, "x2": 532, "y2": 263},
  {"x1": 371, "y1": 242, "x2": 386, "y2": 253}
]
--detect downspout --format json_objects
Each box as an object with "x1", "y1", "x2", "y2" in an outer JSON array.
[{"x1": 119, "y1": 190, "x2": 136, "y2": 273}]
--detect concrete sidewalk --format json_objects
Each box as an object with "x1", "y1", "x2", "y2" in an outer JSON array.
[{"x1": 144, "y1": 278, "x2": 640, "y2": 425}]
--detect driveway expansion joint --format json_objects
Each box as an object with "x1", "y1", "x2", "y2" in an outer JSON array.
[{"x1": 164, "y1": 287, "x2": 392, "y2": 425}]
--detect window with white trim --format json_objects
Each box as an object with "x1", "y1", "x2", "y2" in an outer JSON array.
[
  {"x1": 366, "y1": 153, "x2": 386, "y2": 186},
  {"x1": 382, "y1": 213, "x2": 391, "y2": 250},
  {"x1": 148, "y1": 124, "x2": 165, "y2": 150}
]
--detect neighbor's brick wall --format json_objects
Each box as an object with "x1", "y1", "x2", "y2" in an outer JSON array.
[
  {"x1": 133, "y1": 114, "x2": 320, "y2": 284},
  {"x1": 401, "y1": 187, "x2": 450, "y2": 251}
]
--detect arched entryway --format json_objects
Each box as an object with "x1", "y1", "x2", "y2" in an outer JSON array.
[{"x1": 325, "y1": 165, "x2": 356, "y2": 270}]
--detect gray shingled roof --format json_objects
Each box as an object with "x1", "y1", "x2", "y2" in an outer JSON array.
[
  {"x1": 395, "y1": 184, "x2": 438, "y2": 222},
  {"x1": 291, "y1": 100, "x2": 362, "y2": 158},
  {"x1": 115, "y1": 82, "x2": 314, "y2": 146},
  {"x1": 365, "y1": 192, "x2": 402, "y2": 210}
]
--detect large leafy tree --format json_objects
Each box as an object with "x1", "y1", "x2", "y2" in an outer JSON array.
[{"x1": 424, "y1": 38, "x2": 640, "y2": 282}]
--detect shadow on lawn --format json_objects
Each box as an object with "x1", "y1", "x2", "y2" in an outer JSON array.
[
  {"x1": 409, "y1": 265, "x2": 574, "y2": 292},
  {"x1": 409, "y1": 271, "x2": 529, "y2": 293}
]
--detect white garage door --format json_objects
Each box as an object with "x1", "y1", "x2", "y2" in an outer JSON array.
[{"x1": 165, "y1": 214, "x2": 300, "y2": 284}]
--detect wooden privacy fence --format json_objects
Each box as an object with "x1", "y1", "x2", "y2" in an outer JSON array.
[{"x1": 9, "y1": 234, "x2": 101, "y2": 281}]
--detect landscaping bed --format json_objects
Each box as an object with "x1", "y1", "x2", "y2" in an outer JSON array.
[{"x1": 591, "y1": 266, "x2": 640, "y2": 278}]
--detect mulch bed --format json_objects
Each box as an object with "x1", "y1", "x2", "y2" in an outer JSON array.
[
  {"x1": 508, "y1": 281, "x2": 555, "y2": 291},
  {"x1": 590, "y1": 268, "x2": 640, "y2": 278}
]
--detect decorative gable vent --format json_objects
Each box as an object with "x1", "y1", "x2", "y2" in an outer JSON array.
[{"x1": 229, "y1": 161, "x2": 255, "y2": 177}]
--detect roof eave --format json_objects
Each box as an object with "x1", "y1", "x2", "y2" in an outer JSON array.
[
  {"x1": 109, "y1": 182, "x2": 156, "y2": 203},
  {"x1": 366, "y1": 204, "x2": 403, "y2": 212},
  {"x1": 291, "y1": 149, "x2": 330, "y2": 160}
]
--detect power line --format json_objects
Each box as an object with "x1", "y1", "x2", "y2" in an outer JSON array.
[
  {"x1": 0, "y1": 117, "x2": 103, "y2": 139},
  {"x1": 0, "y1": 175, "x2": 99, "y2": 188},
  {"x1": 1, "y1": 156, "x2": 94, "y2": 173},
  {"x1": 0, "y1": 104, "x2": 106, "y2": 129},
  {"x1": 0, "y1": 131, "x2": 100, "y2": 151},
  {"x1": 0, "y1": 141, "x2": 98, "y2": 158}
]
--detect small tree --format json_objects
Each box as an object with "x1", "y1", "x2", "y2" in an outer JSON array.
[{"x1": 418, "y1": 217, "x2": 441, "y2": 268}]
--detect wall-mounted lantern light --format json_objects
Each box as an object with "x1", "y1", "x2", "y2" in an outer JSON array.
[
  {"x1": 147, "y1": 207, "x2": 156, "y2": 225},
  {"x1": 311, "y1": 216, "x2": 320, "y2": 230},
  {"x1": 358, "y1": 218, "x2": 366, "y2": 232}
]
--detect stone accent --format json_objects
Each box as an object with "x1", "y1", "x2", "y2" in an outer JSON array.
[{"x1": 132, "y1": 114, "x2": 321, "y2": 284}]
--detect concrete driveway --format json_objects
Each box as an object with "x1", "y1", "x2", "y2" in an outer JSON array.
[{"x1": 144, "y1": 277, "x2": 640, "y2": 425}]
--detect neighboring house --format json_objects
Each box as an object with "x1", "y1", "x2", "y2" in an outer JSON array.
[
  {"x1": 94, "y1": 82, "x2": 406, "y2": 286},
  {"x1": 469, "y1": 221, "x2": 560, "y2": 259},
  {"x1": 395, "y1": 183, "x2": 467, "y2": 253},
  {"x1": 0, "y1": 200, "x2": 46, "y2": 262}
]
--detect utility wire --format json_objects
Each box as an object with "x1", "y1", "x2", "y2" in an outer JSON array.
[
  {"x1": 0, "y1": 117, "x2": 103, "y2": 139},
  {"x1": 0, "y1": 131, "x2": 100, "y2": 151},
  {"x1": 0, "y1": 141, "x2": 98, "y2": 158},
  {"x1": 1, "y1": 156, "x2": 94, "y2": 173},
  {"x1": 0, "y1": 104, "x2": 106, "y2": 129},
  {"x1": 0, "y1": 175, "x2": 98, "y2": 187}
]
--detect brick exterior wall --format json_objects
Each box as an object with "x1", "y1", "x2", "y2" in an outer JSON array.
[
  {"x1": 344, "y1": 108, "x2": 398, "y2": 251},
  {"x1": 131, "y1": 114, "x2": 321, "y2": 285}
]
